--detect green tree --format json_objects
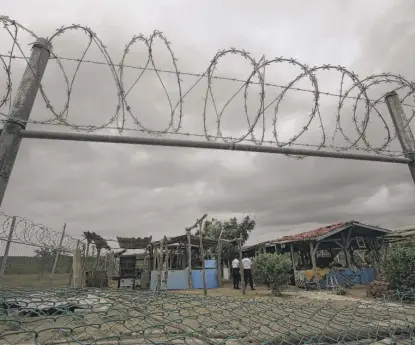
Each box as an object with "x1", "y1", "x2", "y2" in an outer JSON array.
[
  {"x1": 253, "y1": 253, "x2": 292, "y2": 296},
  {"x1": 381, "y1": 245, "x2": 415, "y2": 291},
  {"x1": 197, "y1": 216, "x2": 256, "y2": 258}
]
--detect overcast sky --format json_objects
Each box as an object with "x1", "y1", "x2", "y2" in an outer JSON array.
[{"x1": 0, "y1": 0, "x2": 414, "y2": 255}]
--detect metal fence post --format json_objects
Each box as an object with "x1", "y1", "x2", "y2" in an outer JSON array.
[
  {"x1": 0, "y1": 216, "x2": 16, "y2": 279},
  {"x1": 0, "y1": 38, "x2": 52, "y2": 207},
  {"x1": 384, "y1": 91, "x2": 415, "y2": 183},
  {"x1": 50, "y1": 223, "x2": 66, "y2": 283}
]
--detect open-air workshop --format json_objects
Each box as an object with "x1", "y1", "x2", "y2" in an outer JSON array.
[{"x1": 0, "y1": 214, "x2": 414, "y2": 344}]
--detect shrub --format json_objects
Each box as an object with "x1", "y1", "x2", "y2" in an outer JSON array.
[
  {"x1": 381, "y1": 245, "x2": 415, "y2": 291},
  {"x1": 335, "y1": 285, "x2": 347, "y2": 296},
  {"x1": 253, "y1": 253, "x2": 292, "y2": 296}
]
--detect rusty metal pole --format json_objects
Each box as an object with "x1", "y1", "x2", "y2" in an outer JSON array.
[
  {"x1": 385, "y1": 91, "x2": 415, "y2": 183},
  {"x1": 0, "y1": 38, "x2": 51, "y2": 206}
]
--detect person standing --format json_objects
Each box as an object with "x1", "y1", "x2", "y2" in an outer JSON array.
[
  {"x1": 231, "y1": 257, "x2": 240, "y2": 289},
  {"x1": 242, "y1": 255, "x2": 255, "y2": 290}
]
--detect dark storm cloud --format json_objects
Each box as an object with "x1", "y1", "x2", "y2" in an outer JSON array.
[{"x1": 0, "y1": 0, "x2": 414, "y2": 249}]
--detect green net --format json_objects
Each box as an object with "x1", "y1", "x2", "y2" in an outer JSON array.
[{"x1": 0, "y1": 288, "x2": 413, "y2": 345}]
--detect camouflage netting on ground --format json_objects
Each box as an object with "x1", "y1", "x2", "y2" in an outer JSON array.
[{"x1": 0, "y1": 288, "x2": 414, "y2": 345}]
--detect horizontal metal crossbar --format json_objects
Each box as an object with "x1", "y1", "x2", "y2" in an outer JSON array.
[{"x1": 21, "y1": 130, "x2": 411, "y2": 164}]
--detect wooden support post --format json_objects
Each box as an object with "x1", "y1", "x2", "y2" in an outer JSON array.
[
  {"x1": 238, "y1": 237, "x2": 245, "y2": 295},
  {"x1": 308, "y1": 241, "x2": 320, "y2": 290},
  {"x1": 198, "y1": 222, "x2": 207, "y2": 296},
  {"x1": 72, "y1": 247, "x2": 82, "y2": 288},
  {"x1": 149, "y1": 245, "x2": 154, "y2": 272},
  {"x1": 175, "y1": 245, "x2": 179, "y2": 270},
  {"x1": 67, "y1": 240, "x2": 81, "y2": 287},
  {"x1": 184, "y1": 214, "x2": 207, "y2": 289},
  {"x1": 186, "y1": 229, "x2": 192, "y2": 288},
  {"x1": 158, "y1": 237, "x2": 165, "y2": 290},
  {"x1": 309, "y1": 242, "x2": 317, "y2": 269},
  {"x1": 159, "y1": 238, "x2": 164, "y2": 271},
  {"x1": 341, "y1": 232, "x2": 351, "y2": 268},
  {"x1": 83, "y1": 241, "x2": 90, "y2": 285},
  {"x1": 50, "y1": 224, "x2": 66, "y2": 284},
  {"x1": 217, "y1": 239, "x2": 223, "y2": 288},
  {"x1": 94, "y1": 247, "x2": 101, "y2": 272},
  {"x1": 153, "y1": 245, "x2": 158, "y2": 271},
  {"x1": 290, "y1": 243, "x2": 296, "y2": 272}
]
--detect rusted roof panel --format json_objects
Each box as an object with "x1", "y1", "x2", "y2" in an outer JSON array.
[{"x1": 274, "y1": 222, "x2": 346, "y2": 243}]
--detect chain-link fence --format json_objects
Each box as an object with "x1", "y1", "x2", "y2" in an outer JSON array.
[
  {"x1": 0, "y1": 212, "x2": 80, "y2": 288},
  {"x1": 0, "y1": 288, "x2": 413, "y2": 344},
  {"x1": 0, "y1": 212, "x2": 413, "y2": 344}
]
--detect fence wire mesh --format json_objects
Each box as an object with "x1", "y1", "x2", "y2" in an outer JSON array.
[
  {"x1": 0, "y1": 211, "x2": 80, "y2": 289},
  {"x1": 0, "y1": 241, "x2": 73, "y2": 289},
  {"x1": 0, "y1": 288, "x2": 413, "y2": 345}
]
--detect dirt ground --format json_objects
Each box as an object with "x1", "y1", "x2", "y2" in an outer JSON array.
[
  {"x1": 0, "y1": 280, "x2": 413, "y2": 344},
  {"x1": 171, "y1": 280, "x2": 370, "y2": 303},
  {"x1": 0, "y1": 275, "x2": 377, "y2": 307}
]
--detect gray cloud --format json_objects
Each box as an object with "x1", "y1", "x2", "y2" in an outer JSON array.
[{"x1": 0, "y1": 0, "x2": 414, "y2": 253}]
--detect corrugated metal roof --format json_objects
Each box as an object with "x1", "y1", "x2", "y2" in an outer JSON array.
[
  {"x1": 243, "y1": 240, "x2": 275, "y2": 251},
  {"x1": 275, "y1": 222, "x2": 346, "y2": 243},
  {"x1": 151, "y1": 234, "x2": 218, "y2": 247},
  {"x1": 242, "y1": 222, "x2": 347, "y2": 250},
  {"x1": 386, "y1": 227, "x2": 415, "y2": 238}
]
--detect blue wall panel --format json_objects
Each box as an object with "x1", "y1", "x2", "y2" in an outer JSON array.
[
  {"x1": 167, "y1": 270, "x2": 188, "y2": 290},
  {"x1": 150, "y1": 271, "x2": 158, "y2": 291},
  {"x1": 191, "y1": 269, "x2": 219, "y2": 289},
  {"x1": 204, "y1": 260, "x2": 217, "y2": 269},
  {"x1": 150, "y1": 269, "x2": 219, "y2": 290}
]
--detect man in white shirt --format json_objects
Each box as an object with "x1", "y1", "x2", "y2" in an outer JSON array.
[
  {"x1": 231, "y1": 257, "x2": 240, "y2": 289},
  {"x1": 241, "y1": 255, "x2": 255, "y2": 290}
]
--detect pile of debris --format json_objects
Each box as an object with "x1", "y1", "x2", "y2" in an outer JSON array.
[{"x1": 366, "y1": 280, "x2": 395, "y2": 298}]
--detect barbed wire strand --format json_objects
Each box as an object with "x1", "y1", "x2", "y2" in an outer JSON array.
[
  {"x1": 0, "y1": 210, "x2": 79, "y2": 252},
  {"x1": 0, "y1": 16, "x2": 414, "y2": 161}
]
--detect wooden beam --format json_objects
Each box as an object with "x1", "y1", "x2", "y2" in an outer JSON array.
[{"x1": 332, "y1": 239, "x2": 344, "y2": 249}]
